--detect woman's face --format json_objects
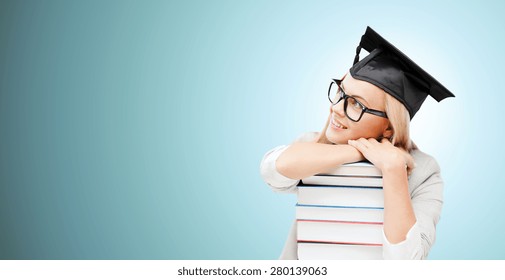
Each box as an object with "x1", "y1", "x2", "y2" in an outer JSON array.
[{"x1": 325, "y1": 74, "x2": 390, "y2": 144}]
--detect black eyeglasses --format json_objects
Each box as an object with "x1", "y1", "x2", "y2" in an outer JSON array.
[{"x1": 327, "y1": 79, "x2": 388, "y2": 122}]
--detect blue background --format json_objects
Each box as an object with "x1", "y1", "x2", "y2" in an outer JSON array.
[{"x1": 0, "y1": 0, "x2": 502, "y2": 259}]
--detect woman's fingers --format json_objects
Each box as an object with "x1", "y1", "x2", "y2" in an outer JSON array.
[
  {"x1": 357, "y1": 138, "x2": 371, "y2": 148},
  {"x1": 368, "y1": 138, "x2": 379, "y2": 144},
  {"x1": 348, "y1": 139, "x2": 368, "y2": 152},
  {"x1": 350, "y1": 137, "x2": 416, "y2": 174},
  {"x1": 349, "y1": 138, "x2": 379, "y2": 151}
]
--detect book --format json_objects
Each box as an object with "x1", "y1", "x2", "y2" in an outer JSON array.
[
  {"x1": 296, "y1": 204, "x2": 384, "y2": 223},
  {"x1": 296, "y1": 161, "x2": 385, "y2": 259},
  {"x1": 301, "y1": 175, "x2": 382, "y2": 187},
  {"x1": 302, "y1": 161, "x2": 382, "y2": 187},
  {"x1": 319, "y1": 161, "x2": 382, "y2": 177},
  {"x1": 297, "y1": 185, "x2": 384, "y2": 208},
  {"x1": 297, "y1": 242, "x2": 382, "y2": 260},
  {"x1": 297, "y1": 219, "x2": 383, "y2": 245}
]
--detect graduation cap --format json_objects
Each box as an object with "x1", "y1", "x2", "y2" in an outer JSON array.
[{"x1": 349, "y1": 26, "x2": 455, "y2": 119}]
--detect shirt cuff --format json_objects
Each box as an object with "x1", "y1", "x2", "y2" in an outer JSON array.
[
  {"x1": 382, "y1": 221, "x2": 421, "y2": 260},
  {"x1": 260, "y1": 145, "x2": 299, "y2": 193}
]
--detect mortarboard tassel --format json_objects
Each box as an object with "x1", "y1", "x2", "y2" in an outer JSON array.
[{"x1": 353, "y1": 44, "x2": 362, "y2": 65}]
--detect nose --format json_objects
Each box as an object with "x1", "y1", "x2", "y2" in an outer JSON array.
[{"x1": 331, "y1": 99, "x2": 346, "y2": 118}]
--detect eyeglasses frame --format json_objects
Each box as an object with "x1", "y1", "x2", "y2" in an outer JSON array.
[{"x1": 327, "y1": 78, "x2": 388, "y2": 122}]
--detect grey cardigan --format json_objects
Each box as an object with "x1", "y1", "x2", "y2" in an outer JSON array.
[{"x1": 260, "y1": 132, "x2": 443, "y2": 259}]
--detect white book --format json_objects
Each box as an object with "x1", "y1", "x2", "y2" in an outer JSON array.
[
  {"x1": 296, "y1": 204, "x2": 384, "y2": 223},
  {"x1": 297, "y1": 186, "x2": 384, "y2": 208},
  {"x1": 320, "y1": 161, "x2": 382, "y2": 177},
  {"x1": 297, "y1": 242, "x2": 383, "y2": 260},
  {"x1": 297, "y1": 219, "x2": 383, "y2": 245},
  {"x1": 302, "y1": 175, "x2": 382, "y2": 187}
]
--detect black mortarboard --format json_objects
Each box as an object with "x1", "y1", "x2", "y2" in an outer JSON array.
[{"x1": 349, "y1": 26, "x2": 455, "y2": 119}]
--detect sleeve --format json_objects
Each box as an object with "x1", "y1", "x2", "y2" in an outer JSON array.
[
  {"x1": 382, "y1": 157, "x2": 444, "y2": 260},
  {"x1": 259, "y1": 132, "x2": 319, "y2": 194},
  {"x1": 259, "y1": 145, "x2": 300, "y2": 194}
]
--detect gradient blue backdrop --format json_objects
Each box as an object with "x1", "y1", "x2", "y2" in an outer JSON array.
[{"x1": 0, "y1": 0, "x2": 502, "y2": 259}]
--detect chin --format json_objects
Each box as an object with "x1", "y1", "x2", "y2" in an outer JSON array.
[{"x1": 325, "y1": 128, "x2": 350, "y2": 145}]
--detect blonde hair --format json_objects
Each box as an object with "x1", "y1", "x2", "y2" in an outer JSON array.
[
  {"x1": 383, "y1": 93, "x2": 415, "y2": 152},
  {"x1": 316, "y1": 92, "x2": 416, "y2": 152}
]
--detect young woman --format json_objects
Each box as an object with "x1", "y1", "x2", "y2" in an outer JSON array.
[{"x1": 260, "y1": 27, "x2": 454, "y2": 260}]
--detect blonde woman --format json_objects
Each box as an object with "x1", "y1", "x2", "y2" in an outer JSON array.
[{"x1": 260, "y1": 27, "x2": 454, "y2": 260}]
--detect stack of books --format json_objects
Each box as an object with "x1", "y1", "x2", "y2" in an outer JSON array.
[{"x1": 297, "y1": 161, "x2": 384, "y2": 260}]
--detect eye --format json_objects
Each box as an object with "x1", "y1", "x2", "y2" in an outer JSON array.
[{"x1": 348, "y1": 97, "x2": 362, "y2": 109}]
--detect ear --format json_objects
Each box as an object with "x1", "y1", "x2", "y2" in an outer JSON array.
[{"x1": 383, "y1": 128, "x2": 393, "y2": 139}]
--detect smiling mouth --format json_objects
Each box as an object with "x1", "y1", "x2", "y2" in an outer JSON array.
[{"x1": 331, "y1": 119, "x2": 348, "y2": 129}]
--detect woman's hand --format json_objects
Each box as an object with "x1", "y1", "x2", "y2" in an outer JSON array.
[{"x1": 347, "y1": 138, "x2": 414, "y2": 174}]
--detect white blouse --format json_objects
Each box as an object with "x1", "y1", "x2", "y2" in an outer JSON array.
[{"x1": 260, "y1": 132, "x2": 444, "y2": 260}]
